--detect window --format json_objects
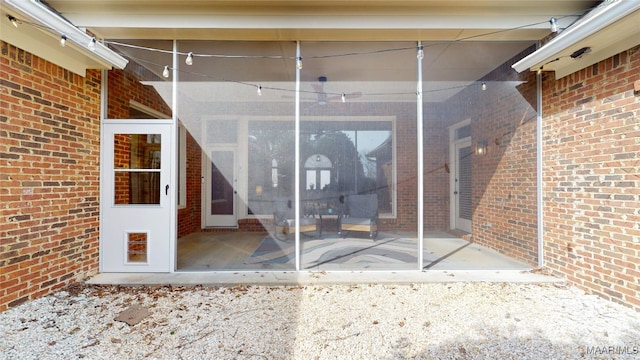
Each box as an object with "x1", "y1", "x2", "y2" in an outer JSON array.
[{"x1": 247, "y1": 119, "x2": 393, "y2": 216}]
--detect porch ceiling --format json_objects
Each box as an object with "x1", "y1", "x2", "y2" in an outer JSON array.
[
  {"x1": 46, "y1": 0, "x2": 597, "y2": 41},
  {"x1": 43, "y1": 0, "x2": 598, "y2": 101}
]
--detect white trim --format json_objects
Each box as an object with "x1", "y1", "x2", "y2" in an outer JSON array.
[
  {"x1": 294, "y1": 41, "x2": 301, "y2": 272},
  {"x1": 535, "y1": 55, "x2": 545, "y2": 268},
  {"x1": 512, "y1": 0, "x2": 640, "y2": 75},
  {"x1": 2, "y1": 0, "x2": 128, "y2": 70},
  {"x1": 416, "y1": 41, "x2": 424, "y2": 269},
  {"x1": 130, "y1": 100, "x2": 171, "y2": 119},
  {"x1": 177, "y1": 123, "x2": 187, "y2": 210}
]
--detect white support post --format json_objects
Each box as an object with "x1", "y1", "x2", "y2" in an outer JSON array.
[
  {"x1": 295, "y1": 41, "x2": 301, "y2": 271},
  {"x1": 417, "y1": 41, "x2": 425, "y2": 269}
]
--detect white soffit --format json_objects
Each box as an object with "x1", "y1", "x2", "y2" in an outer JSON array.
[
  {"x1": 1, "y1": 0, "x2": 127, "y2": 75},
  {"x1": 45, "y1": 0, "x2": 596, "y2": 41},
  {"x1": 513, "y1": 0, "x2": 640, "y2": 79}
]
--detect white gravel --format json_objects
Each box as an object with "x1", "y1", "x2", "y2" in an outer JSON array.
[{"x1": 1, "y1": 282, "x2": 639, "y2": 359}]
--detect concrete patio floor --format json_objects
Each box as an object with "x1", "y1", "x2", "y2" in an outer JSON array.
[{"x1": 89, "y1": 231, "x2": 552, "y2": 286}]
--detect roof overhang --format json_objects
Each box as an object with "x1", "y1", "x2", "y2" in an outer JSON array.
[
  {"x1": 512, "y1": 0, "x2": 640, "y2": 78},
  {"x1": 0, "y1": 0, "x2": 128, "y2": 75},
  {"x1": 44, "y1": 0, "x2": 594, "y2": 42}
]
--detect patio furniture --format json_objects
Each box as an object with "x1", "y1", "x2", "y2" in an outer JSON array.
[
  {"x1": 273, "y1": 197, "x2": 320, "y2": 241},
  {"x1": 339, "y1": 194, "x2": 379, "y2": 239}
]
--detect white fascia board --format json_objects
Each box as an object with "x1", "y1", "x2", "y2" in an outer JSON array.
[
  {"x1": 512, "y1": 0, "x2": 640, "y2": 73},
  {"x1": 2, "y1": 0, "x2": 128, "y2": 70}
]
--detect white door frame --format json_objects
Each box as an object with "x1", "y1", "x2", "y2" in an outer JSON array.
[
  {"x1": 449, "y1": 119, "x2": 473, "y2": 233},
  {"x1": 100, "y1": 120, "x2": 175, "y2": 272}
]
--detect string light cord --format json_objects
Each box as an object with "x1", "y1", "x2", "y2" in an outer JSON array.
[
  {"x1": 5, "y1": 5, "x2": 596, "y2": 98},
  {"x1": 6, "y1": 4, "x2": 595, "y2": 59},
  {"x1": 127, "y1": 52, "x2": 485, "y2": 99}
]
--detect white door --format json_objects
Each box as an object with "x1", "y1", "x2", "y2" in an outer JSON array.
[
  {"x1": 452, "y1": 139, "x2": 473, "y2": 233},
  {"x1": 101, "y1": 122, "x2": 172, "y2": 272},
  {"x1": 204, "y1": 148, "x2": 238, "y2": 227}
]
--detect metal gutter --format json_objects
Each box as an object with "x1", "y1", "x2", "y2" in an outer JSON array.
[
  {"x1": 3, "y1": 0, "x2": 128, "y2": 70},
  {"x1": 512, "y1": 0, "x2": 640, "y2": 73}
]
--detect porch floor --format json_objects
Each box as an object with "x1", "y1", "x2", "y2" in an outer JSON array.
[
  {"x1": 89, "y1": 231, "x2": 552, "y2": 286},
  {"x1": 175, "y1": 230, "x2": 532, "y2": 271}
]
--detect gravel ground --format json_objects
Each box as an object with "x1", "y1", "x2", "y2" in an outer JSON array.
[{"x1": 1, "y1": 282, "x2": 639, "y2": 359}]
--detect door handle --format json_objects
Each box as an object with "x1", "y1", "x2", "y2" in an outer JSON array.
[{"x1": 165, "y1": 184, "x2": 169, "y2": 195}]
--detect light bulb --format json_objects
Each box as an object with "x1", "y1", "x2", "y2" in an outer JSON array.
[
  {"x1": 417, "y1": 46, "x2": 424, "y2": 60},
  {"x1": 185, "y1": 52, "x2": 193, "y2": 66},
  {"x1": 162, "y1": 66, "x2": 170, "y2": 78},
  {"x1": 296, "y1": 57, "x2": 303, "y2": 70},
  {"x1": 8, "y1": 15, "x2": 18, "y2": 28},
  {"x1": 257, "y1": 85, "x2": 262, "y2": 96},
  {"x1": 481, "y1": 82, "x2": 487, "y2": 91},
  {"x1": 88, "y1": 37, "x2": 96, "y2": 51},
  {"x1": 60, "y1": 35, "x2": 67, "y2": 47},
  {"x1": 341, "y1": 93, "x2": 346, "y2": 103},
  {"x1": 549, "y1": 17, "x2": 558, "y2": 33}
]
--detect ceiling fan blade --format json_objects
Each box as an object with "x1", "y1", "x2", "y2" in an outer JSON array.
[{"x1": 326, "y1": 91, "x2": 363, "y2": 102}]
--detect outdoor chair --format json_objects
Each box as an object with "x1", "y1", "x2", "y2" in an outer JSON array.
[
  {"x1": 273, "y1": 197, "x2": 320, "y2": 241},
  {"x1": 338, "y1": 194, "x2": 379, "y2": 239}
]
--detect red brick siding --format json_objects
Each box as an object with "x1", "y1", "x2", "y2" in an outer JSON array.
[
  {"x1": 542, "y1": 46, "x2": 640, "y2": 311},
  {"x1": 424, "y1": 45, "x2": 540, "y2": 265},
  {"x1": 0, "y1": 41, "x2": 101, "y2": 312},
  {"x1": 107, "y1": 67, "x2": 172, "y2": 119},
  {"x1": 177, "y1": 130, "x2": 202, "y2": 237}
]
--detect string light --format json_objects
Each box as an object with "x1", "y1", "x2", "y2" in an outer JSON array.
[
  {"x1": 549, "y1": 17, "x2": 559, "y2": 33},
  {"x1": 88, "y1": 37, "x2": 97, "y2": 51},
  {"x1": 7, "y1": 10, "x2": 594, "y2": 63},
  {"x1": 341, "y1": 92, "x2": 346, "y2": 103},
  {"x1": 257, "y1": 85, "x2": 262, "y2": 96},
  {"x1": 7, "y1": 15, "x2": 19, "y2": 28},
  {"x1": 6, "y1": 11, "x2": 597, "y2": 100}
]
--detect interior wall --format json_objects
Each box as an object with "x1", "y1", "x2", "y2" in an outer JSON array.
[
  {"x1": 542, "y1": 45, "x2": 640, "y2": 311},
  {"x1": 178, "y1": 100, "x2": 419, "y2": 235}
]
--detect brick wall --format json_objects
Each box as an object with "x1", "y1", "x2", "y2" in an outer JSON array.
[
  {"x1": 0, "y1": 42, "x2": 101, "y2": 312},
  {"x1": 425, "y1": 45, "x2": 540, "y2": 265},
  {"x1": 177, "y1": 130, "x2": 202, "y2": 237},
  {"x1": 107, "y1": 64, "x2": 172, "y2": 119},
  {"x1": 542, "y1": 45, "x2": 640, "y2": 311}
]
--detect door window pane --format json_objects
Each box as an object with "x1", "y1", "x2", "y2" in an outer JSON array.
[
  {"x1": 113, "y1": 134, "x2": 162, "y2": 205},
  {"x1": 210, "y1": 151, "x2": 235, "y2": 215}
]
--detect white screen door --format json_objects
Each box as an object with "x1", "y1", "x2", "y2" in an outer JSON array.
[
  {"x1": 101, "y1": 122, "x2": 172, "y2": 272},
  {"x1": 453, "y1": 139, "x2": 473, "y2": 233},
  {"x1": 204, "y1": 148, "x2": 237, "y2": 227}
]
